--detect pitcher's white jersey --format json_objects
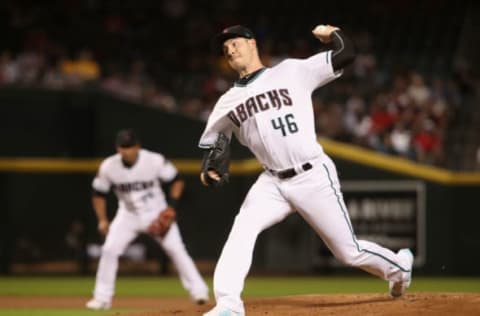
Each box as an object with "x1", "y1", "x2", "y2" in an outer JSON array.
[
  {"x1": 199, "y1": 51, "x2": 341, "y2": 170},
  {"x1": 92, "y1": 149, "x2": 177, "y2": 213},
  {"x1": 201, "y1": 27, "x2": 413, "y2": 316}
]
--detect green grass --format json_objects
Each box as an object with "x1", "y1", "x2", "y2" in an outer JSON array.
[
  {"x1": 244, "y1": 276, "x2": 480, "y2": 295},
  {"x1": 0, "y1": 276, "x2": 479, "y2": 316},
  {"x1": 1, "y1": 276, "x2": 479, "y2": 296},
  {"x1": 0, "y1": 276, "x2": 189, "y2": 296}
]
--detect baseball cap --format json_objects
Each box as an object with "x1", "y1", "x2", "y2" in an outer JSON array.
[
  {"x1": 213, "y1": 25, "x2": 255, "y2": 48},
  {"x1": 115, "y1": 128, "x2": 140, "y2": 148}
]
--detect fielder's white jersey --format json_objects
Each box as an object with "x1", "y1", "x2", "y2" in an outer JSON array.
[
  {"x1": 199, "y1": 51, "x2": 341, "y2": 170},
  {"x1": 92, "y1": 149, "x2": 177, "y2": 213}
]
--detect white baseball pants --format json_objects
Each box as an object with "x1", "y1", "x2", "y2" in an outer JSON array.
[
  {"x1": 213, "y1": 155, "x2": 412, "y2": 313},
  {"x1": 92, "y1": 209, "x2": 208, "y2": 303}
]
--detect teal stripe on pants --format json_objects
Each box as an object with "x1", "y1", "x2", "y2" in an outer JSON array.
[{"x1": 322, "y1": 163, "x2": 410, "y2": 273}]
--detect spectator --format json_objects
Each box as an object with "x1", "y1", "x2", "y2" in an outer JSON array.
[
  {"x1": 71, "y1": 49, "x2": 101, "y2": 82},
  {"x1": 42, "y1": 57, "x2": 68, "y2": 89},
  {"x1": 413, "y1": 119, "x2": 443, "y2": 164},
  {"x1": 390, "y1": 122, "x2": 415, "y2": 159},
  {"x1": 344, "y1": 93, "x2": 367, "y2": 142},
  {"x1": 407, "y1": 72, "x2": 431, "y2": 108},
  {"x1": 16, "y1": 50, "x2": 45, "y2": 85},
  {"x1": 0, "y1": 51, "x2": 19, "y2": 84},
  {"x1": 101, "y1": 64, "x2": 125, "y2": 95},
  {"x1": 143, "y1": 84, "x2": 178, "y2": 112}
]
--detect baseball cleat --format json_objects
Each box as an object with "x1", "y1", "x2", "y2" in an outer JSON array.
[
  {"x1": 192, "y1": 293, "x2": 209, "y2": 305},
  {"x1": 85, "y1": 298, "x2": 111, "y2": 310},
  {"x1": 389, "y1": 248, "x2": 414, "y2": 298},
  {"x1": 203, "y1": 305, "x2": 245, "y2": 316}
]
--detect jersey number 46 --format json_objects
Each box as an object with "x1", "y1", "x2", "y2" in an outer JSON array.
[{"x1": 271, "y1": 113, "x2": 299, "y2": 136}]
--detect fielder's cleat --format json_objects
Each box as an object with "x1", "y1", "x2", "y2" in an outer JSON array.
[
  {"x1": 389, "y1": 248, "x2": 414, "y2": 298},
  {"x1": 192, "y1": 293, "x2": 209, "y2": 305},
  {"x1": 85, "y1": 298, "x2": 111, "y2": 310},
  {"x1": 203, "y1": 305, "x2": 245, "y2": 316}
]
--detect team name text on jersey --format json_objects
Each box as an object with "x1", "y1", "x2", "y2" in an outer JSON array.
[
  {"x1": 113, "y1": 180, "x2": 155, "y2": 193},
  {"x1": 227, "y1": 89, "x2": 292, "y2": 127}
]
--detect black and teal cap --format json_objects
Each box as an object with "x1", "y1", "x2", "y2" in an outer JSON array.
[
  {"x1": 115, "y1": 128, "x2": 140, "y2": 148},
  {"x1": 213, "y1": 25, "x2": 255, "y2": 48}
]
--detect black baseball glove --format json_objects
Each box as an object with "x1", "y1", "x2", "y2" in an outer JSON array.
[{"x1": 201, "y1": 133, "x2": 231, "y2": 187}]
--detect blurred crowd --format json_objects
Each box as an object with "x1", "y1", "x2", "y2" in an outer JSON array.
[
  {"x1": 0, "y1": 0, "x2": 477, "y2": 167},
  {"x1": 313, "y1": 67, "x2": 461, "y2": 166}
]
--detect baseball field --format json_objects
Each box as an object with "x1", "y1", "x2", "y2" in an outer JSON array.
[{"x1": 1, "y1": 276, "x2": 479, "y2": 315}]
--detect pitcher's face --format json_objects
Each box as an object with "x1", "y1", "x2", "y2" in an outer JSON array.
[{"x1": 223, "y1": 37, "x2": 257, "y2": 72}]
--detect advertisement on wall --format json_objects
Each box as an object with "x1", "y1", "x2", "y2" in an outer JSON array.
[{"x1": 313, "y1": 180, "x2": 426, "y2": 268}]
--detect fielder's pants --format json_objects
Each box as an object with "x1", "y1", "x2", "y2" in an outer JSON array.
[{"x1": 93, "y1": 210, "x2": 208, "y2": 303}]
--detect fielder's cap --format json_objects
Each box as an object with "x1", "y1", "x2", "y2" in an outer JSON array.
[
  {"x1": 213, "y1": 25, "x2": 255, "y2": 48},
  {"x1": 115, "y1": 128, "x2": 140, "y2": 148}
]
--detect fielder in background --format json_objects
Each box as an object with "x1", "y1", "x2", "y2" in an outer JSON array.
[
  {"x1": 199, "y1": 24, "x2": 414, "y2": 316},
  {"x1": 86, "y1": 129, "x2": 209, "y2": 310}
]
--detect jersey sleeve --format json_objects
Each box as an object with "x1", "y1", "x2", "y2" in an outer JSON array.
[
  {"x1": 92, "y1": 161, "x2": 112, "y2": 193},
  {"x1": 297, "y1": 51, "x2": 343, "y2": 91},
  {"x1": 198, "y1": 98, "x2": 233, "y2": 149},
  {"x1": 155, "y1": 154, "x2": 178, "y2": 182}
]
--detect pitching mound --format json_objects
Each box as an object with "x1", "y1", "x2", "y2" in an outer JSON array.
[
  {"x1": 115, "y1": 293, "x2": 480, "y2": 316},
  {"x1": 1, "y1": 293, "x2": 479, "y2": 315}
]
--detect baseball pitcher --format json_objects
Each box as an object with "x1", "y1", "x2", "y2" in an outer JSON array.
[
  {"x1": 86, "y1": 129, "x2": 208, "y2": 310},
  {"x1": 199, "y1": 25, "x2": 413, "y2": 316}
]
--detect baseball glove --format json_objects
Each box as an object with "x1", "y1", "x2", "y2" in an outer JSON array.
[
  {"x1": 148, "y1": 207, "x2": 176, "y2": 237},
  {"x1": 201, "y1": 132, "x2": 231, "y2": 187}
]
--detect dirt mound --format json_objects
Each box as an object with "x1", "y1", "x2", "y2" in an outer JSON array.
[{"x1": 1, "y1": 293, "x2": 479, "y2": 315}]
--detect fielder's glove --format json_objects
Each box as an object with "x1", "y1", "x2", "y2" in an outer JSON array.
[
  {"x1": 201, "y1": 133, "x2": 231, "y2": 187},
  {"x1": 148, "y1": 207, "x2": 176, "y2": 237}
]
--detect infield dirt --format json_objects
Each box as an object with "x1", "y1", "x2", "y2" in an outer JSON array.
[{"x1": 1, "y1": 293, "x2": 479, "y2": 315}]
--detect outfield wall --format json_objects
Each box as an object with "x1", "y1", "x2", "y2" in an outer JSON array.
[{"x1": 1, "y1": 89, "x2": 479, "y2": 275}]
